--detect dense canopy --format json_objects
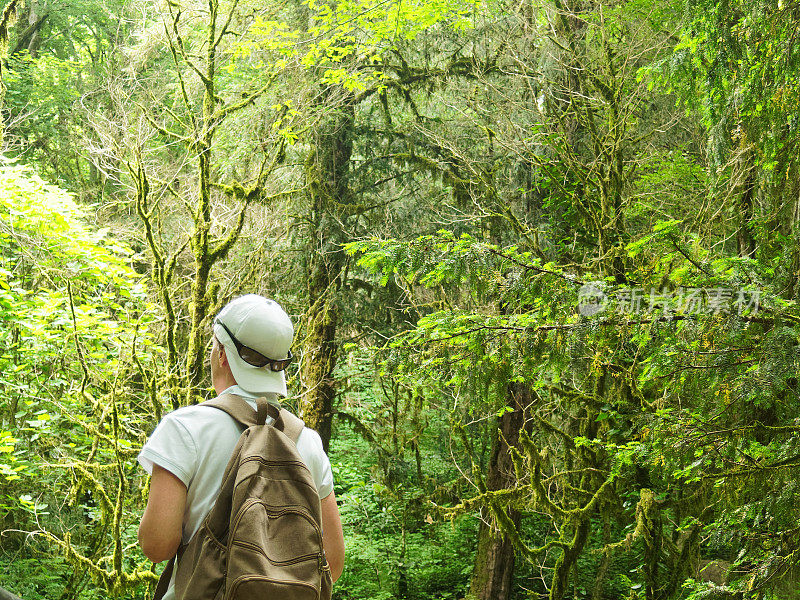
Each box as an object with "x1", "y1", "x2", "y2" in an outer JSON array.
[{"x1": 1, "y1": 0, "x2": 799, "y2": 598}]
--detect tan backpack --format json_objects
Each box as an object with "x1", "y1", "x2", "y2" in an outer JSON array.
[{"x1": 153, "y1": 394, "x2": 333, "y2": 600}]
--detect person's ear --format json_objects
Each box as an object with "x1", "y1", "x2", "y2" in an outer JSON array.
[{"x1": 218, "y1": 343, "x2": 229, "y2": 367}]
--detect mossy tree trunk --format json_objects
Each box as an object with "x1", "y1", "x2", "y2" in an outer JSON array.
[
  {"x1": 0, "y1": 0, "x2": 23, "y2": 147},
  {"x1": 468, "y1": 383, "x2": 532, "y2": 600},
  {"x1": 549, "y1": 519, "x2": 591, "y2": 600},
  {"x1": 300, "y1": 94, "x2": 355, "y2": 449},
  {"x1": 736, "y1": 163, "x2": 757, "y2": 259}
]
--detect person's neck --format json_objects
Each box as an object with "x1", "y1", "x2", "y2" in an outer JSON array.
[{"x1": 213, "y1": 374, "x2": 237, "y2": 396}]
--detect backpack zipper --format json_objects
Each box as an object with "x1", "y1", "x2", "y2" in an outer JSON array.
[
  {"x1": 229, "y1": 499, "x2": 325, "y2": 553},
  {"x1": 231, "y1": 498, "x2": 322, "y2": 532},
  {"x1": 240, "y1": 455, "x2": 312, "y2": 472},
  {"x1": 226, "y1": 574, "x2": 321, "y2": 600},
  {"x1": 318, "y1": 551, "x2": 330, "y2": 573},
  {"x1": 232, "y1": 538, "x2": 322, "y2": 566}
]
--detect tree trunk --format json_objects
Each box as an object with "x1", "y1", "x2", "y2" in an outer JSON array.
[
  {"x1": 0, "y1": 587, "x2": 23, "y2": 600},
  {"x1": 549, "y1": 519, "x2": 591, "y2": 600},
  {"x1": 184, "y1": 28, "x2": 218, "y2": 405},
  {"x1": 468, "y1": 383, "x2": 532, "y2": 600},
  {"x1": 736, "y1": 168, "x2": 757, "y2": 258},
  {"x1": 26, "y1": 0, "x2": 43, "y2": 57},
  {"x1": 470, "y1": 512, "x2": 519, "y2": 600},
  {"x1": 791, "y1": 183, "x2": 800, "y2": 300},
  {"x1": 591, "y1": 514, "x2": 612, "y2": 600},
  {"x1": 301, "y1": 263, "x2": 339, "y2": 450},
  {"x1": 299, "y1": 96, "x2": 354, "y2": 450}
]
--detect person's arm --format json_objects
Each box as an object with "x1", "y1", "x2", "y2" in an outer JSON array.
[
  {"x1": 320, "y1": 491, "x2": 345, "y2": 582},
  {"x1": 138, "y1": 464, "x2": 187, "y2": 563}
]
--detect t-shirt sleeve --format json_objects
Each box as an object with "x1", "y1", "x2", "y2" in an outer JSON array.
[
  {"x1": 137, "y1": 412, "x2": 198, "y2": 488},
  {"x1": 296, "y1": 428, "x2": 334, "y2": 499}
]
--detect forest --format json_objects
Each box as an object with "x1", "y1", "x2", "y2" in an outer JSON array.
[{"x1": 0, "y1": 0, "x2": 799, "y2": 598}]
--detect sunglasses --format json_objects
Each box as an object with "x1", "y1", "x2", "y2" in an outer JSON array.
[{"x1": 215, "y1": 319, "x2": 294, "y2": 372}]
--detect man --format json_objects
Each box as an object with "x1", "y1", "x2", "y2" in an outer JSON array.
[{"x1": 137, "y1": 294, "x2": 345, "y2": 598}]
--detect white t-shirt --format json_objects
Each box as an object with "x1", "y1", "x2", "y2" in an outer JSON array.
[{"x1": 138, "y1": 386, "x2": 334, "y2": 599}]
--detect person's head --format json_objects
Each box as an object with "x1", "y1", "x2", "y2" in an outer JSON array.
[{"x1": 210, "y1": 295, "x2": 294, "y2": 396}]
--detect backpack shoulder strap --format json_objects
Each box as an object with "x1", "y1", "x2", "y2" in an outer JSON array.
[
  {"x1": 153, "y1": 544, "x2": 185, "y2": 600},
  {"x1": 202, "y1": 393, "x2": 282, "y2": 427},
  {"x1": 152, "y1": 556, "x2": 174, "y2": 600},
  {"x1": 279, "y1": 407, "x2": 305, "y2": 444}
]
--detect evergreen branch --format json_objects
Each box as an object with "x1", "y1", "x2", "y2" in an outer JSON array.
[
  {"x1": 653, "y1": 359, "x2": 758, "y2": 380},
  {"x1": 668, "y1": 235, "x2": 713, "y2": 276},
  {"x1": 353, "y1": 56, "x2": 485, "y2": 104},
  {"x1": 701, "y1": 459, "x2": 800, "y2": 480},
  {"x1": 601, "y1": 489, "x2": 656, "y2": 555},
  {"x1": 519, "y1": 432, "x2": 570, "y2": 519},
  {"x1": 570, "y1": 473, "x2": 615, "y2": 520},
  {"x1": 483, "y1": 245, "x2": 579, "y2": 283},
  {"x1": 542, "y1": 467, "x2": 610, "y2": 484}
]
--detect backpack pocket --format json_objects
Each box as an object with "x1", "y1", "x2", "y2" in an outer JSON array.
[
  {"x1": 173, "y1": 524, "x2": 227, "y2": 600},
  {"x1": 228, "y1": 499, "x2": 327, "y2": 597}
]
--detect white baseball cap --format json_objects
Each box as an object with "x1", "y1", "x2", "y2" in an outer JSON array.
[{"x1": 213, "y1": 294, "x2": 294, "y2": 396}]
